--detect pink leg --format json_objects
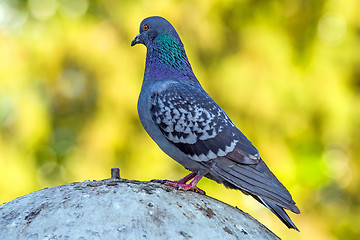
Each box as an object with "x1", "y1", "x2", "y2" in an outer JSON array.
[
  {"x1": 151, "y1": 173, "x2": 205, "y2": 194},
  {"x1": 175, "y1": 172, "x2": 197, "y2": 184},
  {"x1": 151, "y1": 172, "x2": 196, "y2": 184}
]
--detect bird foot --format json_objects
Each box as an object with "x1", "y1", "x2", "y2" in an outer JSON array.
[
  {"x1": 165, "y1": 181, "x2": 206, "y2": 195},
  {"x1": 151, "y1": 174, "x2": 206, "y2": 195}
]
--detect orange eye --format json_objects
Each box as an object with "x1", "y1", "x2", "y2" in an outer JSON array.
[{"x1": 143, "y1": 24, "x2": 149, "y2": 31}]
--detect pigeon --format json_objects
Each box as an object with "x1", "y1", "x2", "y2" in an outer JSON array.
[{"x1": 131, "y1": 16, "x2": 300, "y2": 231}]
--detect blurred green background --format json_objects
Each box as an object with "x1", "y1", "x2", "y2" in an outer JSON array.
[{"x1": 0, "y1": 0, "x2": 359, "y2": 239}]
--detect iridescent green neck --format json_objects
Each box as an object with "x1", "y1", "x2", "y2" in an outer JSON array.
[{"x1": 144, "y1": 33, "x2": 197, "y2": 82}]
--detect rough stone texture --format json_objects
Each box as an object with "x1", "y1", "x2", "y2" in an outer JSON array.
[{"x1": 0, "y1": 178, "x2": 280, "y2": 240}]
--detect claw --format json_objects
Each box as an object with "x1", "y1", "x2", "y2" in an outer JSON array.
[
  {"x1": 150, "y1": 173, "x2": 205, "y2": 195},
  {"x1": 172, "y1": 183, "x2": 206, "y2": 195}
]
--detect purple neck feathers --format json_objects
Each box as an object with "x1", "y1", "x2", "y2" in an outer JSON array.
[{"x1": 143, "y1": 33, "x2": 198, "y2": 84}]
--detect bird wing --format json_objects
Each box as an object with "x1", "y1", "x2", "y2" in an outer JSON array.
[
  {"x1": 150, "y1": 81, "x2": 260, "y2": 164},
  {"x1": 151, "y1": 81, "x2": 300, "y2": 219},
  {"x1": 210, "y1": 156, "x2": 300, "y2": 214}
]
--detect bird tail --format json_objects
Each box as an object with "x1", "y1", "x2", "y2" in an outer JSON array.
[
  {"x1": 253, "y1": 195, "x2": 299, "y2": 231},
  {"x1": 207, "y1": 157, "x2": 300, "y2": 230}
]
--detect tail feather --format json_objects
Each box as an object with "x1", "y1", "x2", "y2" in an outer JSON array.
[
  {"x1": 255, "y1": 196, "x2": 299, "y2": 231},
  {"x1": 213, "y1": 162, "x2": 294, "y2": 210},
  {"x1": 212, "y1": 159, "x2": 299, "y2": 213},
  {"x1": 208, "y1": 157, "x2": 300, "y2": 230}
]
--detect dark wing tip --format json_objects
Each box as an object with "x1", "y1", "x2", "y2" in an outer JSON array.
[
  {"x1": 293, "y1": 205, "x2": 301, "y2": 214},
  {"x1": 256, "y1": 196, "x2": 300, "y2": 231}
]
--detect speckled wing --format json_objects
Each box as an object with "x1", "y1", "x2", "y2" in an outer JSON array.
[{"x1": 150, "y1": 82, "x2": 260, "y2": 164}]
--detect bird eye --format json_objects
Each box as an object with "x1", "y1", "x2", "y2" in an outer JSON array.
[{"x1": 143, "y1": 24, "x2": 149, "y2": 31}]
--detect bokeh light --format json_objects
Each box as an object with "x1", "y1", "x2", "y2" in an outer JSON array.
[{"x1": 0, "y1": 0, "x2": 359, "y2": 239}]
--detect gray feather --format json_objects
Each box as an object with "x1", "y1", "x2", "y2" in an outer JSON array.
[{"x1": 210, "y1": 157, "x2": 299, "y2": 214}]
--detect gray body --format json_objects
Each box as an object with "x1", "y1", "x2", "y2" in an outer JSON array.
[
  {"x1": 132, "y1": 16, "x2": 300, "y2": 230},
  {"x1": 138, "y1": 80, "x2": 208, "y2": 173}
]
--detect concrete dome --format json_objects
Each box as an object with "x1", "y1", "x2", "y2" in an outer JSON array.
[{"x1": 0, "y1": 176, "x2": 280, "y2": 239}]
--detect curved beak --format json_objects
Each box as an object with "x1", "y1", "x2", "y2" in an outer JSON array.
[{"x1": 131, "y1": 33, "x2": 141, "y2": 46}]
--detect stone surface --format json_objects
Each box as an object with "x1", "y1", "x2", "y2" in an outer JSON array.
[{"x1": 0, "y1": 178, "x2": 280, "y2": 240}]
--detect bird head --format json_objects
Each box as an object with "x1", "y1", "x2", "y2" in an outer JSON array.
[{"x1": 131, "y1": 16, "x2": 180, "y2": 47}]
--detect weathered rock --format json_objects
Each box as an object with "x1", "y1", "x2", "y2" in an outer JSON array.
[{"x1": 0, "y1": 177, "x2": 280, "y2": 240}]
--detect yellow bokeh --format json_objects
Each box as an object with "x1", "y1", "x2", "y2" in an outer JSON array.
[{"x1": 1, "y1": 0, "x2": 360, "y2": 239}]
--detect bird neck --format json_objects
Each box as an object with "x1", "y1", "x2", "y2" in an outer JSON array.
[{"x1": 144, "y1": 33, "x2": 198, "y2": 83}]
